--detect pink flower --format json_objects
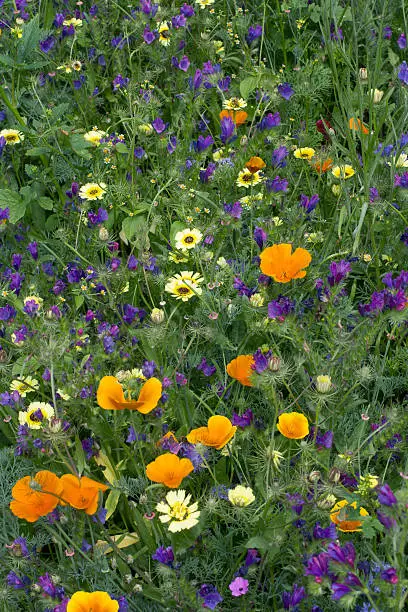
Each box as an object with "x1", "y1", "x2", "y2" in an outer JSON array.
[{"x1": 229, "y1": 577, "x2": 249, "y2": 597}]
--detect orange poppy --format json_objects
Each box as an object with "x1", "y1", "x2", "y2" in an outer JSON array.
[
  {"x1": 330, "y1": 499, "x2": 369, "y2": 532},
  {"x1": 314, "y1": 158, "x2": 333, "y2": 173},
  {"x1": 60, "y1": 475, "x2": 108, "y2": 515},
  {"x1": 187, "y1": 415, "x2": 237, "y2": 450},
  {"x1": 219, "y1": 109, "x2": 248, "y2": 126},
  {"x1": 245, "y1": 156, "x2": 266, "y2": 173},
  {"x1": 10, "y1": 470, "x2": 63, "y2": 523},
  {"x1": 146, "y1": 453, "x2": 194, "y2": 488},
  {"x1": 96, "y1": 376, "x2": 162, "y2": 414},
  {"x1": 226, "y1": 354, "x2": 255, "y2": 386},
  {"x1": 349, "y1": 117, "x2": 369, "y2": 135},
  {"x1": 67, "y1": 590, "x2": 119, "y2": 612},
  {"x1": 277, "y1": 412, "x2": 309, "y2": 439},
  {"x1": 259, "y1": 243, "x2": 312, "y2": 283}
]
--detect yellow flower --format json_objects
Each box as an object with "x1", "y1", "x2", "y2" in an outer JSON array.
[
  {"x1": 168, "y1": 252, "x2": 189, "y2": 263},
  {"x1": 18, "y1": 402, "x2": 55, "y2": 430},
  {"x1": 223, "y1": 97, "x2": 247, "y2": 110},
  {"x1": 196, "y1": 0, "x2": 215, "y2": 7},
  {"x1": 79, "y1": 183, "x2": 106, "y2": 200},
  {"x1": 0, "y1": 129, "x2": 24, "y2": 145},
  {"x1": 71, "y1": 60, "x2": 82, "y2": 71},
  {"x1": 249, "y1": 293, "x2": 264, "y2": 307},
  {"x1": 395, "y1": 153, "x2": 408, "y2": 168},
  {"x1": 11, "y1": 27, "x2": 23, "y2": 38},
  {"x1": 84, "y1": 129, "x2": 105, "y2": 146},
  {"x1": 175, "y1": 228, "x2": 203, "y2": 251},
  {"x1": 158, "y1": 22, "x2": 171, "y2": 46},
  {"x1": 115, "y1": 368, "x2": 146, "y2": 382},
  {"x1": 293, "y1": 147, "x2": 316, "y2": 160},
  {"x1": 165, "y1": 271, "x2": 203, "y2": 301},
  {"x1": 156, "y1": 489, "x2": 200, "y2": 532},
  {"x1": 62, "y1": 18, "x2": 82, "y2": 27},
  {"x1": 332, "y1": 165, "x2": 355, "y2": 179},
  {"x1": 67, "y1": 591, "x2": 119, "y2": 612},
  {"x1": 363, "y1": 253, "x2": 372, "y2": 262},
  {"x1": 138, "y1": 123, "x2": 153, "y2": 135},
  {"x1": 10, "y1": 376, "x2": 39, "y2": 398},
  {"x1": 236, "y1": 169, "x2": 263, "y2": 188},
  {"x1": 357, "y1": 474, "x2": 379, "y2": 493},
  {"x1": 315, "y1": 375, "x2": 332, "y2": 393},
  {"x1": 228, "y1": 485, "x2": 255, "y2": 507}
]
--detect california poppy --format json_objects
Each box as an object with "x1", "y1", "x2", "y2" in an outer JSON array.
[
  {"x1": 349, "y1": 117, "x2": 369, "y2": 135},
  {"x1": 97, "y1": 376, "x2": 162, "y2": 414},
  {"x1": 60, "y1": 475, "x2": 108, "y2": 515},
  {"x1": 330, "y1": 499, "x2": 369, "y2": 532},
  {"x1": 226, "y1": 354, "x2": 255, "y2": 386},
  {"x1": 259, "y1": 243, "x2": 312, "y2": 283},
  {"x1": 314, "y1": 158, "x2": 333, "y2": 173},
  {"x1": 245, "y1": 156, "x2": 266, "y2": 174},
  {"x1": 277, "y1": 412, "x2": 309, "y2": 439},
  {"x1": 67, "y1": 590, "x2": 119, "y2": 612},
  {"x1": 146, "y1": 453, "x2": 194, "y2": 488},
  {"x1": 187, "y1": 415, "x2": 237, "y2": 450},
  {"x1": 219, "y1": 109, "x2": 248, "y2": 126},
  {"x1": 10, "y1": 470, "x2": 63, "y2": 523}
]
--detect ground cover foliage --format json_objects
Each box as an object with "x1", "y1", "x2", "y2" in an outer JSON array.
[{"x1": 0, "y1": 0, "x2": 408, "y2": 610}]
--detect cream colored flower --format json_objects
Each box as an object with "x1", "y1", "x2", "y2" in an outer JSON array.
[
  {"x1": 315, "y1": 375, "x2": 332, "y2": 393},
  {"x1": 196, "y1": 0, "x2": 215, "y2": 7},
  {"x1": 223, "y1": 97, "x2": 247, "y2": 110},
  {"x1": 10, "y1": 376, "x2": 39, "y2": 397},
  {"x1": 62, "y1": 17, "x2": 83, "y2": 27},
  {"x1": 84, "y1": 129, "x2": 106, "y2": 146},
  {"x1": 18, "y1": 402, "x2": 55, "y2": 430},
  {"x1": 175, "y1": 228, "x2": 203, "y2": 251},
  {"x1": 165, "y1": 271, "x2": 203, "y2": 301},
  {"x1": 79, "y1": 183, "x2": 106, "y2": 200},
  {"x1": 156, "y1": 489, "x2": 200, "y2": 532},
  {"x1": 138, "y1": 123, "x2": 153, "y2": 135},
  {"x1": 249, "y1": 293, "x2": 264, "y2": 307},
  {"x1": 228, "y1": 485, "x2": 255, "y2": 507},
  {"x1": 0, "y1": 129, "x2": 24, "y2": 145}
]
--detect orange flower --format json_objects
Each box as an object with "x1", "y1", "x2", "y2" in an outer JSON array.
[
  {"x1": 10, "y1": 470, "x2": 63, "y2": 523},
  {"x1": 277, "y1": 412, "x2": 309, "y2": 439},
  {"x1": 245, "y1": 156, "x2": 266, "y2": 173},
  {"x1": 330, "y1": 499, "x2": 369, "y2": 532},
  {"x1": 314, "y1": 158, "x2": 333, "y2": 173},
  {"x1": 96, "y1": 376, "x2": 162, "y2": 414},
  {"x1": 187, "y1": 415, "x2": 237, "y2": 449},
  {"x1": 259, "y1": 243, "x2": 312, "y2": 283},
  {"x1": 349, "y1": 117, "x2": 369, "y2": 135},
  {"x1": 146, "y1": 453, "x2": 194, "y2": 488},
  {"x1": 60, "y1": 475, "x2": 108, "y2": 515},
  {"x1": 219, "y1": 109, "x2": 248, "y2": 126},
  {"x1": 67, "y1": 590, "x2": 119, "y2": 612},
  {"x1": 226, "y1": 354, "x2": 255, "y2": 386}
]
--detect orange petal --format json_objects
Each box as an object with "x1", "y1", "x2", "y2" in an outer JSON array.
[
  {"x1": 259, "y1": 243, "x2": 292, "y2": 277},
  {"x1": 226, "y1": 354, "x2": 255, "y2": 386},
  {"x1": 132, "y1": 377, "x2": 162, "y2": 414},
  {"x1": 67, "y1": 591, "x2": 119, "y2": 612},
  {"x1": 96, "y1": 376, "x2": 126, "y2": 410},
  {"x1": 234, "y1": 110, "x2": 248, "y2": 126}
]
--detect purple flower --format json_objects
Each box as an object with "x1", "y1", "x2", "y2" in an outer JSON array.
[
  {"x1": 313, "y1": 522, "x2": 337, "y2": 540},
  {"x1": 331, "y1": 583, "x2": 351, "y2": 601},
  {"x1": 383, "y1": 26, "x2": 392, "y2": 39},
  {"x1": 377, "y1": 483, "x2": 397, "y2": 506},
  {"x1": 327, "y1": 541, "x2": 355, "y2": 568},
  {"x1": 112, "y1": 74, "x2": 129, "y2": 91},
  {"x1": 143, "y1": 26, "x2": 156, "y2": 44},
  {"x1": 180, "y1": 3, "x2": 195, "y2": 17},
  {"x1": 40, "y1": 36, "x2": 55, "y2": 53},
  {"x1": 0, "y1": 304, "x2": 16, "y2": 321},
  {"x1": 229, "y1": 577, "x2": 249, "y2": 597},
  {"x1": 271, "y1": 145, "x2": 289, "y2": 168},
  {"x1": 300, "y1": 193, "x2": 319, "y2": 213},
  {"x1": 142, "y1": 360, "x2": 157, "y2": 378},
  {"x1": 7, "y1": 571, "x2": 30, "y2": 590},
  {"x1": 0, "y1": 206, "x2": 9, "y2": 221},
  {"x1": 233, "y1": 276, "x2": 256, "y2": 297},
  {"x1": 252, "y1": 348, "x2": 270, "y2": 373},
  {"x1": 398, "y1": 62, "x2": 408, "y2": 85},
  {"x1": 397, "y1": 33, "x2": 407, "y2": 49},
  {"x1": 394, "y1": 171, "x2": 408, "y2": 187},
  {"x1": 12, "y1": 254, "x2": 22, "y2": 270},
  {"x1": 197, "y1": 357, "x2": 216, "y2": 377},
  {"x1": 127, "y1": 255, "x2": 139, "y2": 270},
  {"x1": 191, "y1": 69, "x2": 203, "y2": 91},
  {"x1": 220, "y1": 116, "x2": 235, "y2": 144},
  {"x1": 268, "y1": 296, "x2": 295, "y2": 320},
  {"x1": 304, "y1": 552, "x2": 330, "y2": 580},
  {"x1": 266, "y1": 176, "x2": 288, "y2": 193},
  {"x1": 247, "y1": 24, "x2": 262, "y2": 44},
  {"x1": 9, "y1": 272, "x2": 24, "y2": 295},
  {"x1": 152, "y1": 545, "x2": 174, "y2": 566},
  {"x1": 152, "y1": 117, "x2": 167, "y2": 134},
  {"x1": 254, "y1": 226, "x2": 267, "y2": 249},
  {"x1": 178, "y1": 55, "x2": 190, "y2": 71},
  {"x1": 245, "y1": 549, "x2": 261, "y2": 566},
  {"x1": 381, "y1": 567, "x2": 398, "y2": 584},
  {"x1": 199, "y1": 163, "x2": 216, "y2": 183},
  {"x1": 282, "y1": 584, "x2": 307, "y2": 609},
  {"x1": 258, "y1": 111, "x2": 281, "y2": 130},
  {"x1": 88, "y1": 208, "x2": 108, "y2": 225},
  {"x1": 38, "y1": 573, "x2": 65, "y2": 600},
  {"x1": 194, "y1": 134, "x2": 214, "y2": 152},
  {"x1": 327, "y1": 260, "x2": 351, "y2": 286},
  {"x1": 224, "y1": 201, "x2": 242, "y2": 219},
  {"x1": 277, "y1": 83, "x2": 294, "y2": 100},
  {"x1": 232, "y1": 409, "x2": 253, "y2": 428},
  {"x1": 197, "y1": 584, "x2": 223, "y2": 610},
  {"x1": 315, "y1": 429, "x2": 333, "y2": 449}
]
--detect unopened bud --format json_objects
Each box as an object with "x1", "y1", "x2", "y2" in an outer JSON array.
[
  {"x1": 359, "y1": 67, "x2": 368, "y2": 81},
  {"x1": 308, "y1": 470, "x2": 321, "y2": 482},
  {"x1": 151, "y1": 308, "x2": 165, "y2": 324},
  {"x1": 329, "y1": 467, "x2": 341, "y2": 483},
  {"x1": 317, "y1": 493, "x2": 337, "y2": 509},
  {"x1": 268, "y1": 356, "x2": 281, "y2": 372},
  {"x1": 316, "y1": 375, "x2": 332, "y2": 393},
  {"x1": 371, "y1": 88, "x2": 384, "y2": 103},
  {"x1": 99, "y1": 227, "x2": 109, "y2": 241}
]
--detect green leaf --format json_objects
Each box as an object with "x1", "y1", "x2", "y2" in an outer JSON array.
[
  {"x1": 240, "y1": 76, "x2": 259, "y2": 99},
  {"x1": 115, "y1": 142, "x2": 128, "y2": 154},
  {"x1": 388, "y1": 48, "x2": 400, "y2": 68},
  {"x1": 70, "y1": 133, "x2": 93, "y2": 159},
  {"x1": 169, "y1": 221, "x2": 186, "y2": 247},
  {"x1": 0, "y1": 190, "x2": 26, "y2": 223},
  {"x1": 39, "y1": 196, "x2": 54, "y2": 210},
  {"x1": 105, "y1": 489, "x2": 121, "y2": 520},
  {"x1": 45, "y1": 214, "x2": 59, "y2": 231},
  {"x1": 74, "y1": 295, "x2": 84, "y2": 310},
  {"x1": 26, "y1": 147, "x2": 50, "y2": 157},
  {"x1": 122, "y1": 215, "x2": 146, "y2": 241}
]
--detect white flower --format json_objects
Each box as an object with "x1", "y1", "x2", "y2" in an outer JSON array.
[
  {"x1": 175, "y1": 228, "x2": 203, "y2": 251},
  {"x1": 10, "y1": 376, "x2": 39, "y2": 397},
  {"x1": 228, "y1": 485, "x2": 255, "y2": 507},
  {"x1": 18, "y1": 402, "x2": 55, "y2": 430},
  {"x1": 156, "y1": 489, "x2": 200, "y2": 532},
  {"x1": 165, "y1": 271, "x2": 203, "y2": 301}
]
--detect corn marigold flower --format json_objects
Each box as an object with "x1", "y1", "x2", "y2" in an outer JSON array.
[
  {"x1": 97, "y1": 375, "x2": 162, "y2": 413},
  {"x1": 146, "y1": 453, "x2": 194, "y2": 488},
  {"x1": 293, "y1": 147, "x2": 315, "y2": 160},
  {"x1": 259, "y1": 243, "x2": 312, "y2": 283},
  {"x1": 18, "y1": 402, "x2": 55, "y2": 430},
  {"x1": 60, "y1": 475, "x2": 108, "y2": 515},
  {"x1": 158, "y1": 22, "x2": 171, "y2": 45},
  {"x1": 226, "y1": 354, "x2": 255, "y2": 386},
  {"x1": 277, "y1": 412, "x2": 309, "y2": 439},
  {"x1": 332, "y1": 164, "x2": 355, "y2": 179},
  {"x1": 0, "y1": 128, "x2": 24, "y2": 144},
  {"x1": 187, "y1": 415, "x2": 237, "y2": 449},
  {"x1": 84, "y1": 129, "x2": 106, "y2": 145},
  {"x1": 228, "y1": 485, "x2": 255, "y2": 507},
  {"x1": 236, "y1": 169, "x2": 263, "y2": 188},
  {"x1": 156, "y1": 489, "x2": 200, "y2": 532},
  {"x1": 174, "y1": 228, "x2": 203, "y2": 251},
  {"x1": 10, "y1": 471, "x2": 63, "y2": 523},
  {"x1": 330, "y1": 499, "x2": 369, "y2": 532},
  {"x1": 245, "y1": 156, "x2": 266, "y2": 173},
  {"x1": 165, "y1": 271, "x2": 203, "y2": 301},
  {"x1": 62, "y1": 17, "x2": 82, "y2": 27},
  {"x1": 10, "y1": 376, "x2": 39, "y2": 397},
  {"x1": 223, "y1": 97, "x2": 247, "y2": 110},
  {"x1": 79, "y1": 182, "x2": 106, "y2": 200},
  {"x1": 67, "y1": 591, "x2": 119, "y2": 612}
]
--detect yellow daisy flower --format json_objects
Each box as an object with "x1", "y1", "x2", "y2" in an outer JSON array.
[
  {"x1": 236, "y1": 169, "x2": 263, "y2": 188},
  {"x1": 84, "y1": 130, "x2": 106, "y2": 146},
  {"x1": 0, "y1": 129, "x2": 24, "y2": 145},
  {"x1": 293, "y1": 147, "x2": 316, "y2": 160},
  {"x1": 158, "y1": 22, "x2": 171, "y2": 46},
  {"x1": 223, "y1": 97, "x2": 247, "y2": 110},
  {"x1": 165, "y1": 271, "x2": 203, "y2": 301},
  {"x1": 331, "y1": 164, "x2": 355, "y2": 179},
  {"x1": 10, "y1": 376, "x2": 39, "y2": 397},
  {"x1": 196, "y1": 0, "x2": 215, "y2": 7},
  {"x1": 156, "y1": 489, "x2": 200, "y2": 532},
  {"x1": 79, "y1": 183, "x2": 107, "y2": 200},
  {"x1": 62, "y1": 17, "x2": 82, "y2": 27},
  {"x1": 174, "y1": 228, "x2": 203, "y2": 251},
  {"x1": 18, "y1": 402, "x2": 55, "y2": 430},
  {"x1": 228, "y1": 485, "x2": 255, "y2": 507}
]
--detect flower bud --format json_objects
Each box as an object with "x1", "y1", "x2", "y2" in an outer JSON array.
[
  {"x1": 249, "y1": 293, "x2": 264, "y2": 307},
  {"x1": 268, "y1": 356, "x2": 281, "y2": 372},
  {"x1": 308, "y1": 470, "x2": 321, "y2": 482},
  {"x1": 371, "y1": 88, "x2": 384, "y2": 103},
  {"x1": 329, "y1": 467, "x2": 341, "y2": 483},
  {"x1": 316, "y1": 375, "x2": 332, "y2": 393},
  {"x1": 317, "y1": 493, "x2": 337, "y2": 509},
  {"x1": 151, "y1": 308, "x2": 165, "y2": 324},
  {"x1": 332, "y1": 184, "x2": 341, "y2": 196},
  {"x1": 359, "y1": 67, "x2": 368, "y2": 81},
  {"x1": 0, "y1": 349, "x2": 7, "y2": 362},
  {"x1": 99, "y1": 226, "x2": 109, "y2": 241}
]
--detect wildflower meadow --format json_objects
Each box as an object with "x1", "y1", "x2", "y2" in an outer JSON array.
[{"x1": 1, "y1": 0, "x2": 408, "y2": 610}]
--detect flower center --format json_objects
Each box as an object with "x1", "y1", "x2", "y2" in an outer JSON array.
[
  {"x1": 89, "y1": 188, "x2": 99, "y2": 195},
  {"x1": 177, "y1": 286, "x2": 191, "y2": 295},
  {"x1": 184, "y1": 236, "x2": 194, "y2": 244},
  {"x1": 170, "y1": 501, "x2": 189, "y2": 521}
]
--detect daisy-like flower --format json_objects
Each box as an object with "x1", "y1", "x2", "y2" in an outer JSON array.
[
  {"x1": 293, "y1": 147, "x2": 316, "y2": 160},
  {"x1": 223, "y1": 97, "x2": 247, "y2": 110},
  {"x1": 236, "y1": 169, "x2": 263, "y2": 188},
  {"x1": 18, "y1": 402, "x2": 55, "y2": 430},
  {"x1": 168, "y1": 252, "x2": 189, "y2": 263},
  {"x1": 196, "y1": 0, "x2": 215, "y2": 7},
  {"x1": 0, "y1": 129, "x2": 24, "y2": 145},
  {"x1": 62, "y1": 17, "x2": 82, "y2": 27},
  {"x1": 331, "y1": 164, "x2": 355, "y2": 179},
  {"x1": 395, "y1": 153, "x2": 408, "y2": 168},
  {"x1": 158, "y1": 22, "x2": 171, "y2": 46},
  {"x1": 175, "y1": 228, "x2": 203, "y2": 251},
  {"x1": 156, "y1": 489, "x2": 200, "y2": 532},
  {"x1": 165, "y1": 271, "x2": 203, "y2": 301},
  {"x1": 84, "y1": 129, "x2": 105, "y2": 146},
  {"x1": 228, "y1": 485, "x2": 255, "y2": 507},
  {"x1": 115, "y1": 368, "x2": 146, "y2": 382},
  {"x1": 10, "y1": 376, "x2": 39, "y2": 397},
  {"x1": 79, "y1": 183, "x2": 107, "y2": 200}
]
